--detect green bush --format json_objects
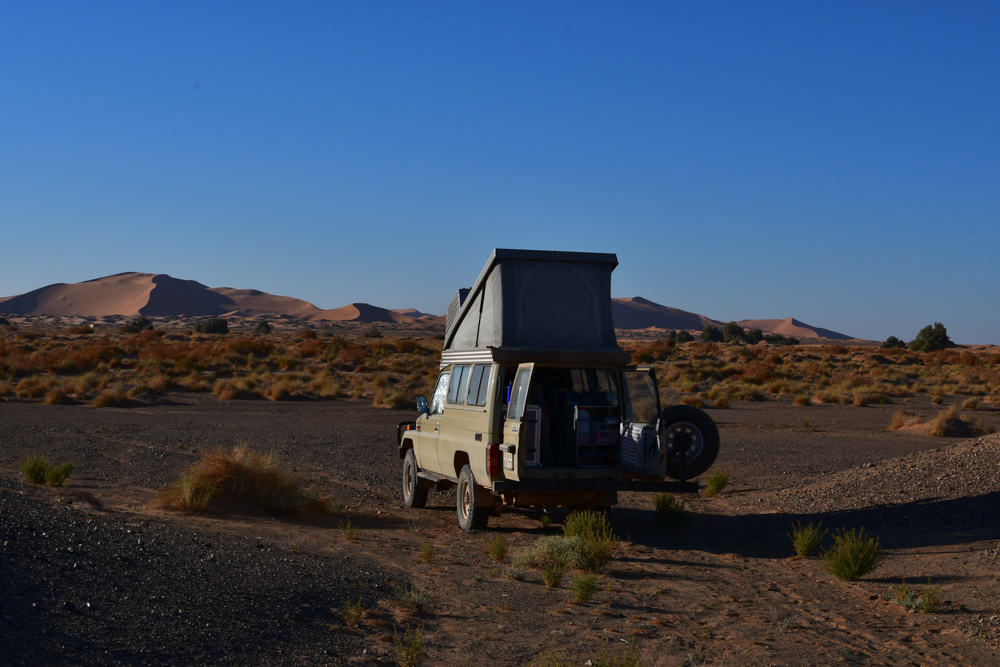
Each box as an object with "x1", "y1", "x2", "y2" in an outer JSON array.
[
  {"x1": 45, "y1": 462, "x2": 74, "y2": 487},
  {"x1": 823, "y1": 527, "x2": 882, "y2": 581},
  {"x1": 700, "y1": 325, "x2": 724, "y2": 343},
  {"x1": 595, "y1": 641, "x2": 642, "y2": 667},
  {"x1": 252, "y1": 320, "x2": 272, "y2": 334},
  {"x1": 652, "y1": 492, "x2": 685, "y2": 527},
  {"x1": 881, "y1": 335, "x2": 906, "y2": 349},
  {"x1": 488, "y1": 535, "x2": 508, "y2": 563},
  {"x1": 121, "y1": 316, "x2": 153, "y2": 333},
  {"x1": 513, "y1": 535, "x2": 582, "y2": 570},
  {"x1": 393, "y1": 584, "x2": 431, "y2": 612},
  {"x1": 703, "y1": 470, "x2": 730, "y2": 497},
  {"x1": 723, "y1": 322, "x2": 745, "y2": 344},
  {"x1": 891, "y1": 579, "x2": 941, "y2": 613},
  {"x1": 563, "y1": 511, "x2": 618, "y2": 572},
  {"x1": 570, "y1": 574, "x2": 599, "y2": 603},
  {"x1": 788, "y1": 521, "x2": 827, "y2": 557},
  {"x1": 194, "y1": 318, "x2": 229, "y2": 334},
  {"x1": 764, "y1": 333, "x2": 798, "y2": 346},
  {"x1": 542, "y1": 562, "x2": 566, "y2": 588},
  {"x1": 393, "y1": 623, "x2": 425, "y2": 667},
  {"x1": 20, "y1": 453, "x2": 49, "y2": 484},
  {"x1": 362, "y1": 326, "x2": 382, "y2": 338},
  {"x1": 909, "y1": 322, "x2": 953, "y2": 352},
  {"x1": 675, "y1": 330, "x2": 695, "y2": 343},
  {"x1": 20, "y1": 454, "x2": 74, "y2": 487}
]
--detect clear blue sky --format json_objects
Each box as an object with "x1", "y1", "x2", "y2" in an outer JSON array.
[{"x1": 2, "y1": 2, "x2": 998, "y2": 343}]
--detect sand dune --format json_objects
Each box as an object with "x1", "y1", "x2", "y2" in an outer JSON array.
[
  {"x1": 314, "y1": 303, "x2": 410, "y2": 324},
  {"x1": 738, "y1": 317, "x2": 853, "y2": 341},
  {"x1": 0, "y1": 273, "x2": 160, "y2": 317},
  {"x1": 0, "y1": 273, "x2": 434, "y2": 325},
  {"x1": 611, "y1": 296, "x2": 722, "y2": 331}
]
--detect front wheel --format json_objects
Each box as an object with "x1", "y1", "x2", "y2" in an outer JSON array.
[
  {"x1": 661, "y1": 405, "x2": 720, "y2": 480},
  {"x1": 456, "y1": 465, "x2": 489, "y2": 531},
  {"x1": 402, "y1": 449, "x2": 428, "y2": 508}
]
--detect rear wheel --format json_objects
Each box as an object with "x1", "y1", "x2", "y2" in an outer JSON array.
[
  {"x1": 661, "y1": 405, "x2": 720, "y2": 479},
  {"x1": 457, "y1": 465, "x2": 489, "y2": 531},
  {"x1": 402, "y1": 449, "x2": 428, "y2": 508}
]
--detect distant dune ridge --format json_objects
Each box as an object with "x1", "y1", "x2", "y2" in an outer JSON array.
[
  {"x1": 0, "y1": 272, "x2": 443, "y2": 325},
  {"x1": 0, "y1": 273, "x2": 852, "y2": 339}
]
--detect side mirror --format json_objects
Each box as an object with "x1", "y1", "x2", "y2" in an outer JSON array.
[{"x1": 416, "y1": 396, "x2": 429, "y2": 415}]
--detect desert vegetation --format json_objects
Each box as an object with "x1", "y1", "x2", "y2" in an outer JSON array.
[
  {"x1": 155, "y1": 445, "x2": 331, "y2": 516},
  {"x1": 0, "y1": 324, "x2": 441, "y2": 408},
  {"x1": 624, "y1": 335, "x2": 1000, "y2": 413}
]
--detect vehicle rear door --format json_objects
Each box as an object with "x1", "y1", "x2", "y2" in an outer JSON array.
[
  {"x1": 500, "y1": 362, "x2": 536, "y2": 481},
  {"x1": 619, "y1": 366, "x2": 663, "y2": 479}
]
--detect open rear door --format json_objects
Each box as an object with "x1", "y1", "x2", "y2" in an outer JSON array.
[
  {"x1": 500, "y1": 363, "x2": 536, "y2": 481},
  {"x1": 619, "y1": 366, "x2": 663, "y2": 479}
]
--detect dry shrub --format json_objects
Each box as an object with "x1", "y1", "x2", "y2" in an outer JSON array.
[
  {"x1": 680, "y1": 396, "x2": 702, "y2": 407},
  {"x1": 226, "y1": 337, "x2": 274, "y2": 356},
  {"x1": 265, "y1": 377, "x2": 301, "y2": 401},
  {"x1": 890, "y1": 410, "x2": 922, "y2": 430},
  {"x1": 961, "y1": 397, "x2": 980, "y2": 410},
  {"x1": 298, "y1": 329, "x2": 318, "y2": 340},
  {"x1": 156, "y1": 445, "x2": 330, "y2": 516},
  {"x1": 16, "y1": 376, "x2": 52, "y2": 398},
  {"x1": 43, "y1": 387, "x2": 72, "y2": 405},
  {"x1": 214, "y1": 378, "x2": 262, "y2": 401},
  {"x1": 793, "y1": 394, "x2": 811, "y2": 406},
  {"x1": 67, "y1": 325, "x2": 94, "y2": 335},
  {"x1": 713, "y1": 396, "x2": 728, "y2": 408},
  {"x1": 92, "y1": 386, "x2": 128, "y2": 408},
  {"x1": 930, "y1": 406, "x2": 993, "y2": 437}
]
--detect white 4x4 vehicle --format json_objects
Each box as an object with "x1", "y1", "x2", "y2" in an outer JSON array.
[{"x1": 398, "y1": 249, "x2": 720, "y2": 530}]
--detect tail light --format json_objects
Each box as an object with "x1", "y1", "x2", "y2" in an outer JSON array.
[{"x1": 487, "y1": 442, "x2": 501, "y2": 478}]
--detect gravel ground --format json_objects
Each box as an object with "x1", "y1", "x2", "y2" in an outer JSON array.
[
  {"x1": 3, "y1": 394, "x2": 1000, "y2": 665},
  {"x1": 0, "y1": 477, "x2": 395, "y2": 666}
]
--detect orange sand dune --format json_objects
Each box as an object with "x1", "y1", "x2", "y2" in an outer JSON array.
[
  {"x1": 611, "y1": 297, "x2": 722, "y2": 331},
  {"x1": 212, "y1": 287, "x2": 324, "y2": 320},
  {"x1": 315, "y1": 303, "x2": 411, "y2": 323},
  {"x1": 0, "y1": 273, "x2": 437, "y2": 325},
  {"x1": 0, "y1": 273, "x2": 160, "y2": 317},
  {"x1": 738, "y1": 317, "x2": 852, "y2": 341}
]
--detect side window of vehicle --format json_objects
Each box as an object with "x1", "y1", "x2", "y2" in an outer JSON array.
[
  {"x1": 467, "y1": 364, "x2": 492, "y2": 407},
  {"x1": 447, "y1": 365, "x2": 471, "y2": 404},
  {"x1": 430, "y1": 372, "x2": 450, "y2": 415}
]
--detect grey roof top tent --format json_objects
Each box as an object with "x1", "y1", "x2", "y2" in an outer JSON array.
[{"x1": 442, "y1": 249, "x2": 630, "y2": 367}]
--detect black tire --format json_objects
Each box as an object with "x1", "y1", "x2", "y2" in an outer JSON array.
[
  {"x1": 456, "y1": 464, "x2": 489, "y2": 531},
  {"x1": 661, "y1": 405, "x2": 720, "y2": 480},
  {"x1": 402, "y1": 449, "x2": 428, "y2": 508}
]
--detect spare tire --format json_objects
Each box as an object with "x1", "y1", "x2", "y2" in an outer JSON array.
[{"x1": 661, "y1": 405, "x2": 720, "y2": 480}]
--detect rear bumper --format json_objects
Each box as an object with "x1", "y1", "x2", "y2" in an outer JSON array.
[{"x1": 490, "y1": 479, "x2": 699, "y2": 494}]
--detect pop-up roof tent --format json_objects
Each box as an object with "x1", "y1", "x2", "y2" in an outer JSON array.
[{"x1": 441, "y1": 249, "x2": 631, "y2": 367}]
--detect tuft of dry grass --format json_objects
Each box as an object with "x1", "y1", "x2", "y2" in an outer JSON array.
[
  {"x1": 91, "y1": 385, "x2": 128, "y2": 408},
  {"x1": 929, "y1": 406, "x2": 993, "y2": 437},
  {"x1": 889, "y1": 410, "x2": 922, "y2": 430},
  {"x1": 155, "y1": 445, "x2": 330, "y2": 516}
]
